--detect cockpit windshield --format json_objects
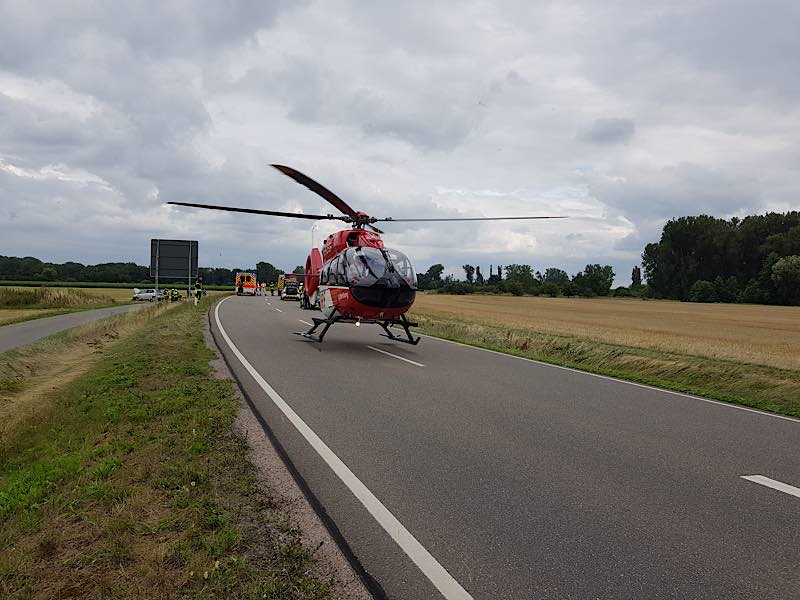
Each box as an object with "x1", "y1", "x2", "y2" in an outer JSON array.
[{"x1": 340, "y1": 246, "x2": 416, "y2": 288}]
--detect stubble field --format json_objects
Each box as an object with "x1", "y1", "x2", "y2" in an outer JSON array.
[{"x1": 412, "y1": 294, "x2": 800, "y2": 370}]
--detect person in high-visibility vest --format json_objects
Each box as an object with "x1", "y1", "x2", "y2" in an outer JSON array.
[{"x1": 194, "y1": 279, "x2": 204, "y2": 304}]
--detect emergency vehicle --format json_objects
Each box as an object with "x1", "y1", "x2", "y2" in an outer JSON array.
[
  {"x1": 279, "y1": 274, "x2": 301, "y2": 300},
  {"x1": 235, "y1": 272, "x2": 257, "y2": 296}
]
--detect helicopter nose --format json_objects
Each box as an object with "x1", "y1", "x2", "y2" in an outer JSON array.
[{"x1": 350, "y1": 284, "x2": 415, "y2": 309}]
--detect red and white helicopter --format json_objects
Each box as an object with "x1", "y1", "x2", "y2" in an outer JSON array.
[{"x1": 169, "y1": 165, "x2": 564, "y2": 344}]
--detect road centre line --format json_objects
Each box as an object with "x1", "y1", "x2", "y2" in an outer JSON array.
[
  {"x1": 214, "y1": 297, "x2": 472, "y2": 600},
  {"x1": 298, "y1": 319, "x2": 313, "y2": 326},
  {"x1": 741, "y1": 475, "x2": 800, "y2": 499},
  {"x1": 410, "y1": 332, "x2": 800, "y2": 424},
  {"x1": 366, "y1": 345, "x2": 425, "y2": 367}
]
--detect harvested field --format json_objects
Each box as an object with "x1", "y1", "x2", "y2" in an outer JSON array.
[
  {"x1": 0, "y1": 286, "x2": 126, "y2": 308},
  {"x1": 412, "y1": 294, "x2": 800, "y2": 371}
]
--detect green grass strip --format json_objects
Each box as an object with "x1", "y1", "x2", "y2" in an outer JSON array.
[{"x1": 0, "y1": 299, "x2": 331, "y2": 599}]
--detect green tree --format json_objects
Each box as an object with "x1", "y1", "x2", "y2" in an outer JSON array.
[
  {"x1": 256, "y1": 261, "x2": 282, "y2": 284},
  {"x1": 504, "y1": 264, "x2": 539, "y2": 294},
  {"x1": 631, "y1": 265, "x2": 642, "y2": 287},
  {"x1": 642, "y1": 211, "x2": 800, "y2": 303},
  {"x1": 462, "y1": 264, "x2": 475, "y2": 283},
  {"x1": 542, "y1": 268, "x2": 570, "y2": 288},
  {"x1": 573, "y1": 264, "x2": 615, "y2": 296},
  {"x1": 690, "y1": 280, "x2": 717, "y2": 302},
  {"x1": 771, "y1": 255, "x2": 800, "y2": 305},
  {"x1": 475, "y1": 266, "x2": 484, "y2": 285},
  {"x1": 541, "y1": 282, "x2": 559, "y2": 297},
  {"x1": 487, "y1": 265, "x2": 501, "y2": 285},
  {"x1": 417, "y1": 264, "x2": 445, "y2": 290}
]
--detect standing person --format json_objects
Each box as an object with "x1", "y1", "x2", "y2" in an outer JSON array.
[
  {"x1": 194, "y1": 278, "x2": 204, "y2": 305},
  {"x1": 270, "y1": 283, "x2": 275, "y2": 296}
]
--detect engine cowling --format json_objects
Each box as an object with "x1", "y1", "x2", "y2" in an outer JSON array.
[{"x1": 304, "y1": 248, "x2": 323, "y2": 296}]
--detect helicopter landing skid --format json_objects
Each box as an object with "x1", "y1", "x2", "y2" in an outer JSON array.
[
  {"x1": 294, "y1": 316, "x2": 340, "y2": 343},
  {"x1": 294, "y1": 314, "x2": 420, "y2": 345},
  {"x1": 378, "y1": 314, "x2": 420, "y2": 345}
]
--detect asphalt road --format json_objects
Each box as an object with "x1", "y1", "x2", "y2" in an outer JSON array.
[
  {"x1": 211, "y1": 295, "x2": 800, "y2": 600},
  {"x1": 0, "y1": 304, "x2": 145, "y2": 353}
]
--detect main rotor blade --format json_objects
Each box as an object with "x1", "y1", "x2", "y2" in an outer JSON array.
[
  {"x1": 366, "y1": 223, "x2": 384, "y2": 234},
  {"x1": 168, "y1": 201, "x2": 345, "y2": 221},
  {"x1": 271, "y1": 164, "x2": 359, "y2": 219},
  {"x1": 373, "y1": 216, "x2": 567, "y2": 222}
]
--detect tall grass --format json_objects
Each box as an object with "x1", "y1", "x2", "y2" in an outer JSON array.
[{"x1": 0, "y1": 287, "x2": 117, "y2": 309}]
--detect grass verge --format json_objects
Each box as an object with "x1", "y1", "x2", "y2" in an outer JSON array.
[
  {"x1": 0, "y1": 298, "x2": 331, "y2": 599},
  {"x1": 410, "y1": 314, "x2": 800, "y2": 418}
]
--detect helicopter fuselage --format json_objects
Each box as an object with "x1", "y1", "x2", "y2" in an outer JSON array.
[{"x1": 308, "y1": 228, "x2": 417, "y2": 321}]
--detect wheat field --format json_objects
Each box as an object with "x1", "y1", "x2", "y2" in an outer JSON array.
[{"x1": 411, "y1": 294, "x2": 800, "y2": 371}]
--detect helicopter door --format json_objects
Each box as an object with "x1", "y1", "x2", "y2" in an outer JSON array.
[{"x1": 318, "y1": 258, "x2": 339, "y2": 318}]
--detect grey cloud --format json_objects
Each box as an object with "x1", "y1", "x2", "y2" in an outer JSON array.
[
  {"x1": 578, "y1": 118, "x2": 636, "y2": 145},
  {"x1": 0, "y1": 0, "x2": 798, "y2": 281},
  {"x1": 241, "y1": 57, "x2": 482, "y2": 150},
  {"x1": 589, "y1": 162, "x2": 768, "y2": 252},
  {"x1": 0, "y1": 1, "x2": 299, "y2": 68},
  {"x1": 641, "y1": 0, "x2": 800, "y2": 99},
  {"x1": 591, "y1": 163, "x2": 764, "y2": 221}
]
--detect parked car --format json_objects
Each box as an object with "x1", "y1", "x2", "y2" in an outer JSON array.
[{"x1": 132, "y1": 288, "x2": 166, "y2": 302}]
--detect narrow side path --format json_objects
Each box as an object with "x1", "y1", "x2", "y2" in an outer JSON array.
[{"x1": 0, "y1": 303, "x2": 145, "y2": 353}]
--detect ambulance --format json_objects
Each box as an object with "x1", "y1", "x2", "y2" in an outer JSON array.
[{"x1": 235, "y1": 272, "x2": 257, "y2": 296}]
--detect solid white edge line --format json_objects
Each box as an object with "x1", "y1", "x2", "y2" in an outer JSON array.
[
  {"x1": 410, "y1": 331, "x2": 800, "y2": 424},
  {"x1": 366, "y1": 345, "x2": 425, "y2": 367},
  {"x1": 214, "y1": 297, "x2": 472, "y2": 600},
  {"x1": 298, "y1": 319, "x2": 313, "y2": 326},
  {"x1": 741, "y1": 475, "x2": 800, "y2": 499}
]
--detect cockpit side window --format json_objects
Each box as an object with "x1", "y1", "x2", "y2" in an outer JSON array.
[{"x1": 328, "y1": 256, "x2": 342, "y2": 286}]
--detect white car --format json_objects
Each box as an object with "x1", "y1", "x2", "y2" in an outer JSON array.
[{"x1": 132, "y1": 288, "x2": 166, "y2": 302}]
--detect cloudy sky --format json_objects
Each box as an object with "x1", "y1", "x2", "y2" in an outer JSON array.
[{"x1": 1, "y1": 1, "x2": 798, "y2": 283}]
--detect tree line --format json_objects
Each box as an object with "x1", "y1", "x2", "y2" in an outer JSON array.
[
  {"x1": 0, "y1": 256, "x2": 302, "y2": 286},
  {"x1": 417, "y1": 262, "x2": 622, "y2": 297},
  {"x1": 642, "y1": 211, "x2": 800, "y2": 305},
  {"x1": 3, "y1": 209, "x2": 798, "y2": 305}
]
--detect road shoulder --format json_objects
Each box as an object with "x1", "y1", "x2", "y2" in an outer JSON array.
[{"x1": 204, "y1": 307, "x2": 373, "y2": 600}]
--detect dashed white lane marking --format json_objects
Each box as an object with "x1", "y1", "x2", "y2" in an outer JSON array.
[
  {"x1": 366, "y1": 345, "x2": 425, "y2": 367},
  {"x1": 274, "y1": 307, "x2": 283, "y2": 313},
  {"x1": 298, "y1": 319, "x2": 313, "y2": 326},
  {"x1": 741, "y1": 475, "x2": 800, "y2": 499},
  {"x1": 214, "y1": 297, "x2": 472, "y2": 600}
]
